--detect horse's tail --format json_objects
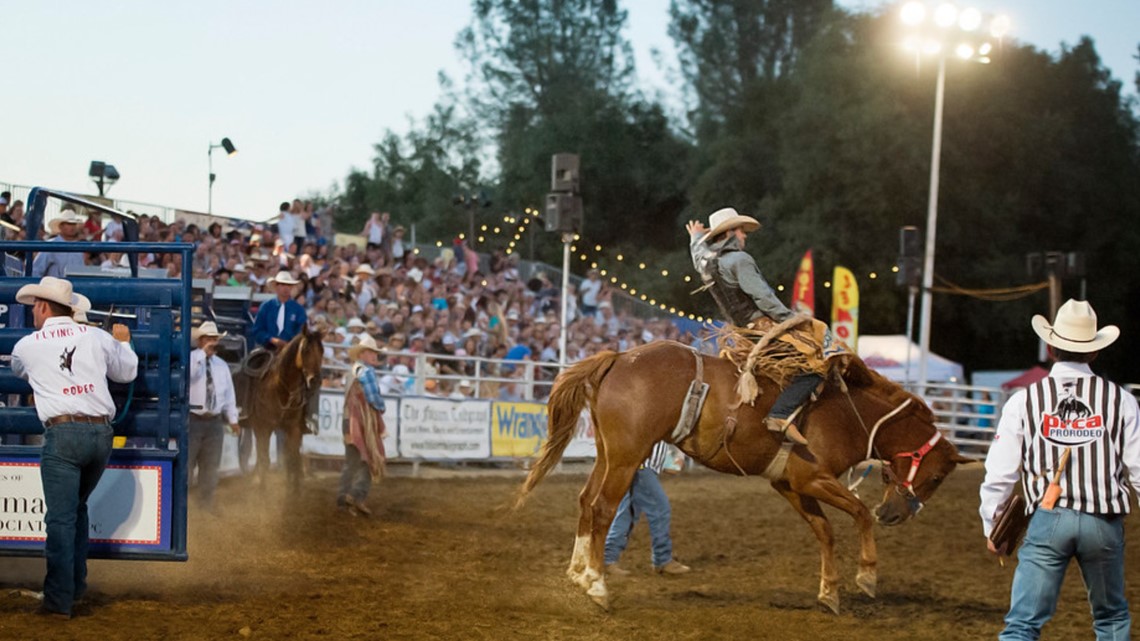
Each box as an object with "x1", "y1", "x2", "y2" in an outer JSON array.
[{"x1": 515, "y1": 351, "x2": 620, "y2": 509}]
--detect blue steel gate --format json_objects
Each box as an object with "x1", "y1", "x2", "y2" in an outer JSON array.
[{"x1": 0, "y1": 188, "x2": 191, "y2": 561}]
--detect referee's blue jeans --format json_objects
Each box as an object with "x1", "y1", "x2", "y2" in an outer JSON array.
[
  {"x1": 39, "y1": 421, "x2": 113, "y2": 615},
  {"x1": 604, "y1": 468, "x2": 673, "y2": 568},
  {"x1": 1002, "y1": 507, "x2": 1130, "y2": 640}
]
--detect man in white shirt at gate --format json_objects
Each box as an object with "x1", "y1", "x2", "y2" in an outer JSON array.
[
  {"x1": 188, "y1": 321, "x2": 239, "y2": 514},
  {"x1": 980, "y1": 299, "x2": 1140, "y2": 640},
  {"x1": 10, "y1": 276, "x2": 138, "y2": 619}
]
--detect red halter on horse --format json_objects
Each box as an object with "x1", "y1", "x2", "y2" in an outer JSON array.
[{"x1": 517, "y1": 340, "x2": 968, "y2": 612}]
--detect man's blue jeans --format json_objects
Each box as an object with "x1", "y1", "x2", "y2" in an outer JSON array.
[
  {"x1": 188, "y1": 416, "x2": 225, "y2": 509},
  {"x1": 337, "y1": 444, "x2": 372, "y2": 505},
  {"x1": 39, "y1": 421, "x2": 113, "y2": 615},
  {"x1": 604, "y1": 468, "x2": 673, "y2": 568},
  {"x1": 1001, "y1": 507, "x2": 1131, "y2": 640}
]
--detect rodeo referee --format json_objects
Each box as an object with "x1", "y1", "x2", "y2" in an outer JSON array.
[
  {"x1": 10, "y1": 276, "x2": 138, "y2": 619},
  {"x1": 980, "y1": 299, "x2": 1140, "y2": 639}
]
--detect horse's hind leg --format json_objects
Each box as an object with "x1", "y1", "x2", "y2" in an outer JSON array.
[
  {"x1": 771, "y1": 480, "x2": 843, "y2": 614},
  {"x1": 582, "y1": 463, "x2": 637, "y2": 610},
  {"x1": 568, "y1": 461, "x2": 605, "y2": 586}
]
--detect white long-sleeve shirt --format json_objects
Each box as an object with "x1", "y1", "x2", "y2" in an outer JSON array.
[
  {"x1": 11, "y1": 316, "x2": 138, "y2": 422},
  {"x1": 979, "y1": 362, "x2": 1140, "y2": 537},
  {"x1": 188, "y1": 348, "x2": 239, "y2": 424}
]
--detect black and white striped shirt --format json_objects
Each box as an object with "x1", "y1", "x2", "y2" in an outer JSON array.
[{"x1": 980, "y1": 362, "x2": 1140, "y2": 537}]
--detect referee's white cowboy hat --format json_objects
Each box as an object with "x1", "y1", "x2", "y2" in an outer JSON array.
[
  {"x1": 1032, "y1": 299, "x2": 1119, "y2": 353},
  {"x1": 16, "y1": 276, "x2": 74, "y2": 307},
  {"x1": 267, "y1": 270, "x2": 301, "y2": 286},
  {"x1": 71, "y1": 293, "x2": 91, "y2": 323},
  {"x1": 191, "y1": 321, "x2": 227, "y2": 343},
  {"x1": 704, "y1": 207, "x2": 761, "y2": 241},
  {"x1": 347, "y1": 334, "x2": 384, "y2": 361},
  {"x1": 47, "y1": 209, "x2": 85, "y2": 236}
]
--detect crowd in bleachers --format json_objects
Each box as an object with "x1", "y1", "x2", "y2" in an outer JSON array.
[{"x1": 4, "y1": 193, "x2": 699, "y2": 400}]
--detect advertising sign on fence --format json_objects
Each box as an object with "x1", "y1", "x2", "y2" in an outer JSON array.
[
  {"x1": 491, "y1": 401, "x2": 548, "y2": 457},
  {"x1": 0, "y1": 456, "x2": 172, "y2": 554},
  {"x1": 303, "y1": 392, "x2": 398, "y2": 457},
  {"x1": 398, "y1": 398, "x2": 492, "y2": 459}
]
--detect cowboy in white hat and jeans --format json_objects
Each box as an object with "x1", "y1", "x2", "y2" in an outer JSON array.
[
  {"x1": 338, "y1": 335, "x2": 388, "y2": 517},
  {"x1": 32, "y1": 208, "x2": 86, "y2": 279},
  {"x1": 10, "y1": 277, "x2": 138, "y2": 618},
  {"x1": 188, "y1": 321, "x2": 240, "y2": 513},
  {"x1": 980, "y1": 299, "x2": 1140, "y2": 640},
  {"x1": 687, "y1": 208, "x2": 826, "y2": 445}
]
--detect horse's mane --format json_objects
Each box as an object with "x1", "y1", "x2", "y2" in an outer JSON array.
[{"x1": 842, "y1": 356, "x2": 933, "y2": 422}]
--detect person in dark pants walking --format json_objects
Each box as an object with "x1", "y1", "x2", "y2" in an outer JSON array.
[
  {"x1": 11, "y1": 277, "x2": 138, "y2": 619},
  {"x1": 188, "y1": 321, "x2": 239, "y2": 513},
  {"x1": 337, "y1": 335, "x2": 388, "y2": 517}
]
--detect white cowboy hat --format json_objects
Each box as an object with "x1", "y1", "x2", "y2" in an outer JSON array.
[
  {"x1": 191, "y1": 321, "x2": 227, "y2": 342},
  {"x1": 47, "y1": 209, "x2": 85, "y2": 235},
  {"x1": 16, "y1": 276, "x2": 74, "y2": 307},
  {"x1": 71, "y1": 293, "x2": 91, "y2": 323},
  {"x1": 407, "y1": 267, "x2": 424, "y2": 283},
  {"x1": 704, "y1": 207, "x2": 761, "y2": 241},
  {"x1": 347, "y1": 334, "x2": 384, "y2": 361},
  {"x1": 1032, "y1": 299, "x2": 1119, "y2": 353},
  {"x1": 355, "y1": 264, "x2": 376, "y2": 277},
  {"x1": 346, "y1": 317, "x2": 367, "y2": 331},
  {"x1": 232, "y1": 263, "x2": 248, "y2": 273},
  {"x1": 267, "y1": 270, "x2": 301, "y2": 286}
]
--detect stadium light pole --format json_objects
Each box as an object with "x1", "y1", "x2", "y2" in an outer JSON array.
[
  {"x1": 899, "y1": 2, "x2": 1008, "y2": 385},
  {"x1": 208, "y1": 137, "x2": 238, "y2": 215}
]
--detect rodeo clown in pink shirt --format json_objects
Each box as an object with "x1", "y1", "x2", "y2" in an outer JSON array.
[{"x1": 10, "y1": 276, "x2": 138, "y2": 619}]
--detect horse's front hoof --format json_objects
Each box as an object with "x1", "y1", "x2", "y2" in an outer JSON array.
[
  {"x1": 817, "y1": 591, "x2": 840, "y2": 615},
  {"x1": 589, "y1": 593, "x2": 610, "y2": 611},
  {"x1": 855, "y1": 570, "x2": 877, "y2": 598},
  {"x1": 586, "y1": 581, "x2": 610, "y2": 611}
]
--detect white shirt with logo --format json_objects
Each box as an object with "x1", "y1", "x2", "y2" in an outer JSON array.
[
  {"x1": 980, "y1": 361, "x2": 1140, "y2": 536},
  {"x1": 11, "y1": 316, "x2": 139, "y2": 422},
  {"x1": 188, "y1": 348, "x2": 239, "y2": 424}
]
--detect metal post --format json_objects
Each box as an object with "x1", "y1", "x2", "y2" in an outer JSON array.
[
  {"x1": 207, "y1": 145, "x2": 214, "y2": 215},
  {"x1": 559, "y1": 232, "x2": 572, "y2": 365},
  {"x1": 905, "y1": 285, "x2": 917, "y2": 388},
  {"x1": 917, "y1": 55, "x2": 946, "y2": 386}
]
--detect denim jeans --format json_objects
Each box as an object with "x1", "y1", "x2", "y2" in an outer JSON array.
[
  {"x1": 770, "y1": 373, "x2": 823, "y2": 419},
  {"x1": 39, "y1": 421, "x2": 113, "y2": 615},
  {"x1": 1002, "y1": 507, "x2": 1131, "y2": 641},
  {"x1": 188, "y1": 416, "x2": 225, "y2": 509},
  {"x1": 604, "y1": 468, "x2": 673, "y2": 567},
  {"x1": 337, "y1": 444, "x2": 372, "y2": 505}
]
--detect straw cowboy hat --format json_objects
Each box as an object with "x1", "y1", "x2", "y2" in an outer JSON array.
[
  {"x1": 191, "y1": 321, "x2": 227, "y2": 343},
  {"x1": 47, "y1": 209, "x2": 85, "y2": 235},
  {"x1": 348, "y1": 334, "x2": 384, "y2": 361},
  {"x1": 355, "y1": 264, "x2": 376, "y2": 277},
  {"x1": 71, "y1": 293, "x2": 91, "y2": 323},
  {"x1": 16, "y1": 276, "x2": 74, "y2": 306},
  {"x1": 267, "y1": 270, "x2": 301, "y2": 286},
  {"x1": 1032, "y1": 299, "x2": 1119, "y2": 353},
  {"x1": 704, "y1": 207, "x2": 761, "y2": 241}
]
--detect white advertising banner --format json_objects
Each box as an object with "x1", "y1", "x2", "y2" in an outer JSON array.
[
  {"x1": 398, "y1": 397, "x2": 492, "y2": 459},
  {"x1": 565, "y1": 409, "x2": 597, "y2": 459},
  {"x1": 0, "y1": 459, "x2": 169, "y2": 550},
  {"x1": 303, "y1": 392, "x2": 397, "y2": 457}
]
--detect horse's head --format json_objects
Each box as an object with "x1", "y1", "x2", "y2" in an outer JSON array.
[
  {"x1": 873, "y1": 402, "x2": 972, "y2": 526},
  {"x1": 283, "y1": 326, "x2": 324, "y2": 391}
]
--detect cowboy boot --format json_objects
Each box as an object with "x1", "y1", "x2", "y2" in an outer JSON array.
[{"x1": 766, "y1": 417, "x2": 808, "y2": 446}]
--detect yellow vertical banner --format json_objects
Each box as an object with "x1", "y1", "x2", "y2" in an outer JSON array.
[
  {"x1": 791, "y1": 249, "x2": 815, "y2": 315},
  {"x1": 831, "y1": 266, "x2": 859, "y2": 351}
]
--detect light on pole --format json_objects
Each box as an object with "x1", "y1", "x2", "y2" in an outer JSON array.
[
  {"x1": 208, "y1": 137, "x2": 238, "y2": 215},
  {"x1": 898, "y1": 1, "x2": 1008, "y2": 385}
]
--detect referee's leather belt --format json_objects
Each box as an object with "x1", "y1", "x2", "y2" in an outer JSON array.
[{"x1": 44, "y1": 414, "x2": 110, "y2": 427}]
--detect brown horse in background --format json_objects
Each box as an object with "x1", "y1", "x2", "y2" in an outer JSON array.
[
  {"x1": 517, "y1": 341, "x2": 970, "y2": 612},
  {"x1": 240, "y1": 327, "x2": 324, "y2": 495}
]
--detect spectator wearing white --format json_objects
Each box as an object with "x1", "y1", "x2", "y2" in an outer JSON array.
[
  {"x1": 594, "y1": 301, "x2": 621, "y2": 335},
  {"x1": 354, "y1": 264, "x2": 377, "y2": 310},
  {"x1": 275, "y1": 202, "x2": 296, "y2": 252},
  {"x1": 102, "y1": 213, "x2": 124, "y2": 242},
  {"x1": 188, "y1": 322, "x2": 239, "y2": 513},
  {"x1": 33, "y1": 209, "x2": 86, "y2": 279},
  {"x1": 580, "y1": 268, "x2": 602, "y2": 316},
  {"x1": 379, "y1": 364, "x2": 410, "y2": 396},
  {"x1": 391, "y1": 225, "x2": 406, "y2": 262}
]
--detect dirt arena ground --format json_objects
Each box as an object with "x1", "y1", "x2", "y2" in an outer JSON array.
[{"x1": 1, "y1": 463, "x2": 1138, "y2": 640}]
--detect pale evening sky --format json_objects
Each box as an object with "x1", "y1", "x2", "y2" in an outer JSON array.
[{"x1": 2, "y1": 1, "x2": 1137, "y2": 222}]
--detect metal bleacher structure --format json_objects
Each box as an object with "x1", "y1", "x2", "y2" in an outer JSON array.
[{"x1": 0, "y1": 189, "x2": 192, "y2": 561}]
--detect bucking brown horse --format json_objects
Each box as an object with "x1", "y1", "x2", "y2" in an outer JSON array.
[
  {"x1": 516, "y1": 341, "x2": 969, "y2": 612},
  {"x1": 240, "y1": 327, "x2": 324, "y2": 495}
]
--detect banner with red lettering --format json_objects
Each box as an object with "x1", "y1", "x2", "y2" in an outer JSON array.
[
  {"x1": 791, "y1": 250, "x2": 815, "y2": 315},
  {"x1": 831, "y1": 266, "x2": 859, "y2": 351}
]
